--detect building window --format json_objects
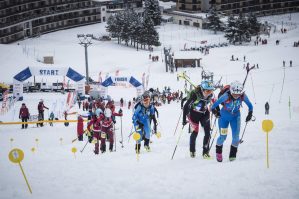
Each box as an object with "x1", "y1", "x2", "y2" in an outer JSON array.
[
  {"x1": 184, "y1": 21, "x2": 190, "y2": 25},
  {"x1": 193, "y1": 22, "x2": 200, "y2": 27}
]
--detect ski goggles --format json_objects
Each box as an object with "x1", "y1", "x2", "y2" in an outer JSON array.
[
  {"x1": 143, "y1": 96, "x2": 150, "y2": 103},
  {"x1": 203, "y1": 89, "x2": 213, "y2": 95},
  {"x1": 231, "y1": 93, "x2": 242, "y2": 99}
]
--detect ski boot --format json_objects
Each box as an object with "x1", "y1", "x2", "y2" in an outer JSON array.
[
  {"x1": 229, "y1": 145, "x2": 238, "y2": 161},
  {"x1": 109, "y1": 143, "x2": 113, "y2": 152},
  {"x1": 216, "y1": 145, "x2": 223, "y2": 162},
  {"x1": 94, "y1": 147, "x2": 99, "y2": 155},
  {"x1": 101, "y1": 145, "x2": 106, "y2": 153},
  {"x1": 190, "y1": 152, "x2": 196, "y2": 158},
  {"x1": 78, "y1": 135, "x2": 83, "y2": 141},
  {"x1": 202, "y1": 146, "x2": 212, "y2": 160},
  {"x1": 144, "y1": 138, "x2": 151, "y2": 152},
  {"x1": 144, "y1": 145, "x2": 151, "y2": 152},
  {"x1": 135, "y1": 144, "x2": 141, "y2": 154}
]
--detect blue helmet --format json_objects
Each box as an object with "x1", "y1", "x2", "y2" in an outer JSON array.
[{"x1": 201, "y1": 80, "x2": 214, "y2": 90}]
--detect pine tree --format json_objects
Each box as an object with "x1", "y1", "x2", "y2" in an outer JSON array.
[
  {"x1": 142, "y1": 15, "x2": 160, "y2": 49},
  {"x1": 144, "y1": 0, "x2": 162, "y2": 26},
  {"x1": 236, "y1": 13, "x2": 251, "y2": 44},
  {"x1": 106, "y1": 12, "x2": 124, "y2": 44},
  {"x1": 247, "y1": 13, "x2": 261, "y2": 36},
  {"x1": 106, "y1": 15, "x2": 117, "y2": 38},
  {"x1": 120, "y1": 11, "x2": 132, "y2": 46},
  {"x1": 129, "y1": 11, "x2": 143, "y2": 50},
  {"x1": 106, "y1": 9, "x2": 160, "y2": 50},
  {"x1": 206, "y1": 9, "x2": 224, "y2": 34},
  {"x1": 224, "y1": 15, "x2": 238, "y2": 44}
]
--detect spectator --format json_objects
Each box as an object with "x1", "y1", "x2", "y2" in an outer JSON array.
[{"x1": 19, "y1": 103, "x2": 30, "y2": 129}]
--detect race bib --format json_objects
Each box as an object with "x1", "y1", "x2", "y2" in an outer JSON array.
[
  {"x1": 220, "y1": 128, "x2": 228, "y2": 135},
  {"x1": 101, "y1": 133, "x2": 106, "y2": 139},
  {"x1": 194, "y1": 102, "x2": 203, "y2": 111}
]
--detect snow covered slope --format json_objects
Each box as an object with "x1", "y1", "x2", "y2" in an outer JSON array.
[{"x1": 0, "y1": 13, "x2": 299, "y2": 199}]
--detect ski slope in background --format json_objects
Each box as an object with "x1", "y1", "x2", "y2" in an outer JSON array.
[{"x1": 0, "y1": 13, "x2": 299, "y2": 199}]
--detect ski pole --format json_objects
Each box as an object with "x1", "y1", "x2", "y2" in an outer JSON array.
[
  {"x1": 239, "y1": 122, "x2": 248, "y2": 144},
  {"x1": 210, "y1": 117, "x2": 217, "y2": 135},
  {"x1": 242, "y1": 66, "x2": 254, "y2": 87},
  {"x1": 80, "y1": 139, "x2": 89, "y2": 153},
  {"x1": 120, "y1": 116, "x2": 124, "y2": 148},
  {"x1": 72, "y1": 129, "x2": 88, "y2": 143},
  {"x1": 114, "y1": 124, "x2": 116, "y2": 152},
  {"x1": 239, "y1": 115, "x2": 256, "y2": 144},
  {"x1": 171, "y1": 125, "x2": 185, "y2": 160},
  {"x1": 173, "y1": 110, "x2": 183, "y2": 136},
  {"x1": 208, "y1": 128, "x2": 218, "y2": 153},
  {"x1": 206, "y1": 117, "x2": 217, "y2": 151},
  {"x1": 128, "y1": 124, "x2": 134, "y2": 143}
]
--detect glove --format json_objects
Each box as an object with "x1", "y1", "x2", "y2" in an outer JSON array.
[
  {"x1": 212, "y1": 109, "x2": 221, "y2": 118},
  {"x1": 182, "y1": 120, "x2": 187, "y2": 126},
  {"x1": 245, "y1": 111, "x2": 253, "y2": 122},
  {"x1": 118, "y1": 109, "x2": 123, "y2": 114}
]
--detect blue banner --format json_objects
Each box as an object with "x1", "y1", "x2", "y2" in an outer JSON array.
[{"x1": 13, "y1": 67, "x2": 32, "y2": 82}]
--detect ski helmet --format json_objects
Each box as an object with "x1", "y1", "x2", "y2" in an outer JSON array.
[
  {"x1": 201, "y1": 80, "x2": 214, "y2": 90},
  {"x1": 230, "y1": 81, "x2": 244, "y2": 95},
  {"x1": 104, "y1": 108, "x2": 112, "y2": 118},
  {"x1": 95, "y1": 108, "x2": 103, "y2": 117},
  {"x1": 141, "y1": 91, "x2": 151, "y2": 101},
  {"x1": 106, "y1": 95, "x2": 111, "y2": 102}
]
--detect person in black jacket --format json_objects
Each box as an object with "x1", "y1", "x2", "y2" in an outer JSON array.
[
  {"x1": 265, "y1": 102, "x2": 270, "y2": 115},
  {"x1": 182, "y1": 80, "x2": 215, "y2": 159}
]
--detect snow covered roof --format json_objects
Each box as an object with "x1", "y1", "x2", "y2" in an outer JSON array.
[
  {"x1": 173, "y1": 51, "x2": 202, "y2": 59},
  {"x1": 169, "y1": 10, "x2": 208, "y2": 19},
  {"x1": 92, "y1": 0, "x2": 113, "y2": 2},
  {"x1": 162, "y1": 15, "x2": 173, "y2": 20},
  {"x1": 159, "y1": 0, "x2": 176, "y2": 10}
]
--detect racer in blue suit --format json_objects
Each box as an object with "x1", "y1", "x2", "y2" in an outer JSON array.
[
  {"x1": 211, "y1": 81, "x2": 253, "y2": 162},
  {"x1": 132, "y1": 91, "x2": 157, "y2": 153}
]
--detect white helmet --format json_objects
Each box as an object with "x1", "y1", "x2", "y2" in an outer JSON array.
[
  {"x1": 230, "y1": 81, "x2": 244, "y2": 95},
  {"x1": 95, "y1": 108, "x2": 103, "y2": 117},
  {"x1": 104, "y1": 108, "x2": 112, "y2": 118}
]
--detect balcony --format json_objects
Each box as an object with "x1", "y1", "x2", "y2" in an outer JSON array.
[{"x1": 0, "y1": 4, "x2": 100, "y2": 28}]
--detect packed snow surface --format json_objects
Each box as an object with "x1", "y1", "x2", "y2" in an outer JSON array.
[{"x1": 0, "y1": 13, "x2": 299, "y2": 199}]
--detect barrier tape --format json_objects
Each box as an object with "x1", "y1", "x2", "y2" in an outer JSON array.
[{"x1": 0, "y1": 119, "x2": 89, "y2": 125}]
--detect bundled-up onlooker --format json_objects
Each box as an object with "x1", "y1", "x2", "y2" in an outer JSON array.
[
  {"x1": 19, "y1": 103, "x2": 30, "y2": 129},
  {"x1": 37, "y1": 99, "x2": 48, "y2": 127}
]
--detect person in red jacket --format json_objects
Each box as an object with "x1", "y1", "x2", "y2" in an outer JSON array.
[
  {"x1": 77, "y1": 115, "x2": 84, "y2": 141},
  {"x1": 87, "y1": 114, "x2": 102, "y2": 154},
  {"x1": 37, "y1": 99, "x2": 48, "y2": 127},
  {"x1": 19, "y1": 103, "x2": 30, "y2": 129},
  {"x1": 99, "y1": 108, "x2": 114, "y2": 153}
]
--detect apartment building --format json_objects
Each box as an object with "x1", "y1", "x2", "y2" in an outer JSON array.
[
  {"x1": 176, "y1": 0, "x2": 203, "y2": 12},
  {"x1": 177, "y1": 0, "x2": 299, "y2": 15},
  {"x1": 211, "y1": 0, "x2": 299, "y2": 15},
  {"x1": 0, "y1": 0, "x2": 142, "y2": 44}
]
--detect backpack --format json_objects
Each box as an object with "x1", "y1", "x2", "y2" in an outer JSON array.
[{"x1": 218, "y1": 85, "x2": 230, "y2": 101}]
